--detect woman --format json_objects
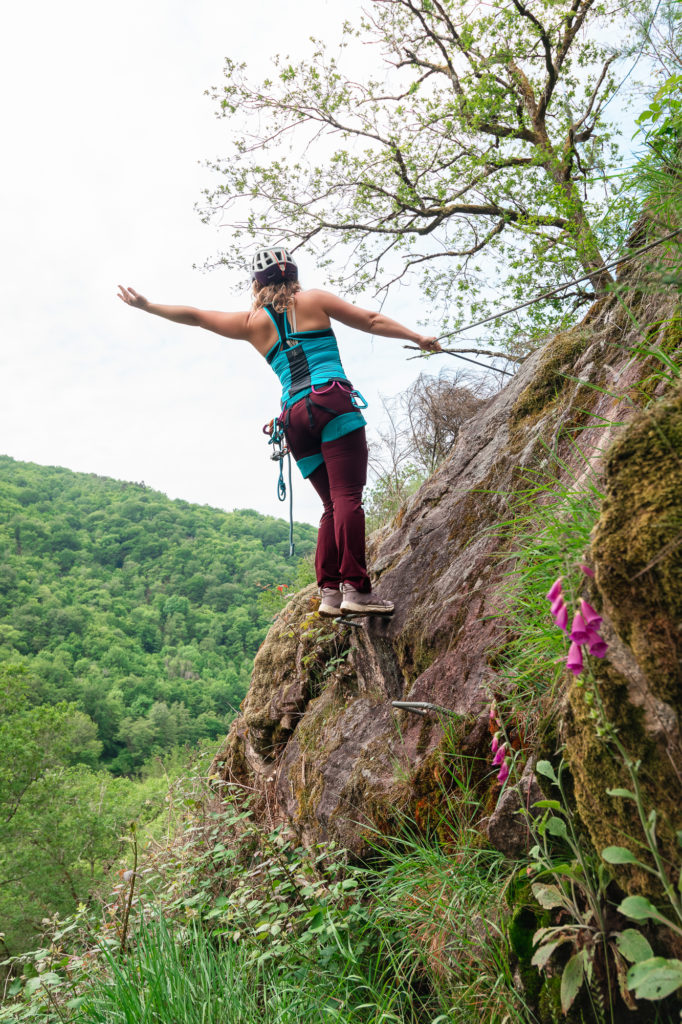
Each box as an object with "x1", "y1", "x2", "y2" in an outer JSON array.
[{"x1": 118, "y1": 247, "x2": 440, "y2": 618}]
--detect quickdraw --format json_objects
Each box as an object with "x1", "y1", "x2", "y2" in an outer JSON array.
[{"x1": 263, "y1": 417, "x2": 295, "y2": 557}]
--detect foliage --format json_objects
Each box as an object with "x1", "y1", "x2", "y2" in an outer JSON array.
[
  {"x1": 0, "y1": 456, "x2": 316, "y2": 773},
  {"x1": 528, "y1": 760, "x2": 632, "y2": 1019},
  {"x1": 1, "y1": 764, "x2": 534, "y2": 1024},
  {"x1": 365, "y1": 463, "x2": 425, "y2": 533},
  {"x1": 202, "y1": 0, "x2": 644, "y2": 351},
  {"x1": 0, "y1": 456, "x2": 316, "y2": 956}
]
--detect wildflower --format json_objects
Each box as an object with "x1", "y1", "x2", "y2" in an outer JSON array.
[
  {"x1": 580, "y1": 599, "x2": 602, "y2": 628},
  {"x1": 491, "y1": 731, "x2": 501, "y2": 754},
  {"x1": 569, "y1": 612, "x2": 589, "y2": 644},
  {"x1": 550, "y1": 595, "x2": 565, "y2": 618},
  {"x1": 586, "y1": 628, "x2": 608, "y2": 658},
  {"x1": 554, "y1": 604, "x2": 568, "y2": 632},
  {"x1": 566, "y1": 642, "x2": 584, "y2": 676},
  {"x1": 579, "y1": 564, "x2": 595, "y2": 578},
  {"x1": 489, "y1": 699, "x2": 498, "y2": 722},
  {"x1": 492, "y1": 743, "x2": 506, "y2": 767},
  {"x1": 497, "y1": 759, "x2": 510, "y2": 784},
  {"x1": 546, "y1": 578, "x2": 563, "y2": 602}
]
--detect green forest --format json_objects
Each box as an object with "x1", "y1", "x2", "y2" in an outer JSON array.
[{"x1": 0, "y1": 455, "x2": 316, "y2": 952}]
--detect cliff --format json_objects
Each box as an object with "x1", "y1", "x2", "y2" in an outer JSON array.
[{"x1": 211, "y1": 252, "x2": 681, "y2": 905}]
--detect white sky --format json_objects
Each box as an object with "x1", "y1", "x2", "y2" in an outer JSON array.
[
  {"x1": 1, "y1": 1, "x2": 642, "y2": 528},
  {"x1": 0, "y1": 0, "x2": 447, "y2": 527}
]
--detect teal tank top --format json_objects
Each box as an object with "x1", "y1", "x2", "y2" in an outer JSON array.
[
  {"x1": 263, "y1": 305, "x2": 351, "y2": 407},
  {"x1": 262, "y1": 304, "x2": 367, "y2": 477}
]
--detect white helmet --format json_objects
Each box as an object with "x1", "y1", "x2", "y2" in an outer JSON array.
[{"x1": 251, "y1": 247, "x2": 299, "y2": 285}]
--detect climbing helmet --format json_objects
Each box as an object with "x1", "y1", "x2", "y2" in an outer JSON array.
[{"x1": 251, "y1": 247, "x2": 299, "y2": 285}]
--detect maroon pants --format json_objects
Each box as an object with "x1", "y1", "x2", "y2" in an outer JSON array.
[{"x1": 284, "y1": 390, "x2": 370, "y2": 592}]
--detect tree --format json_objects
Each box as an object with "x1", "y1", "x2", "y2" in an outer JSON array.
[
  {"x1": 365, "y1": 369, "x2": 487, "y2": 527},
  {"x1": 204, "y1": 0, "x2": 645, "y2": 350}
]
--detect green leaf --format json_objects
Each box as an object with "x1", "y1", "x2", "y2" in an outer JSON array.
[
  {"x1": 532, "y1": 799, "x2": 563, "y2": 811},
  {"x1": 307, "y1": 909, "x2": 326, "y2": 933},
  {"x1": 606, "y1": 788, "x2": 636, "y2": 800},
  {"x1": 535, "y1": 760, "x2": 558, "y2": 784},
  {"x1": 618, "y1": 896, "x2": 662, "y2": 922},
  {"x1": 561, "y1": 953, "x2": 585, "y2": 1014},
  {"x1": 531, "y1": 935, "x2": 572, "y2": 969},
  {"x1": 532, "y1": 883, "x2": 565, "y2": 909},
  {"x1": 614, "y1": 929, "x2": 654, "y2": 964},
  {"x1": 602, "y1": 846, "x2": 641, "y2": 866},
  {"x1": 627, "y1": 957, "x2": 682, "y2": 1001},
  {"x1": 546, "y1": 816, "x2": 568, "y2": 839}
]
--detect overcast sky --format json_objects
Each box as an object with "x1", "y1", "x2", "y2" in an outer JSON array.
[
  {"x1": 1, "y1": 1, "x2": 643, "y2": 528},
  {"x1": 1, "y1": 0, "x2": 456, "y2": 527}
]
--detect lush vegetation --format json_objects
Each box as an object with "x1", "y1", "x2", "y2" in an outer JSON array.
[
  {"x1": 0, "y1": 456, "x2": 316, "y2": 955},
  {"x1": 0, "y1": 455, "x2": 316, "y2": 773},
  {"x1": 204, "y1": 0, "x2": 646, "y2": 353}
]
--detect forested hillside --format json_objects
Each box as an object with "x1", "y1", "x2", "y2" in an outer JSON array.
[
  {"x1": 0, "y1": 456, "x2": 316, "y2": 773},
  {"x1": 0, "y1": 456, "x2": 317, "y2": 954}
]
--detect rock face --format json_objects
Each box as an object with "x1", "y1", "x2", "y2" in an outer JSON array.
[{"x1": 212, "y1": 265, "x2": 681, "y2": 869}]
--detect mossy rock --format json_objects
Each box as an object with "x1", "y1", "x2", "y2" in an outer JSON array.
[
  {"x1": 592, "y1": 388, "x2": 682, "y2": 707},
  {"x1": 565, "y1": 388, "x2": 682, "y2": 901},
  {"x1": 510, "y1": 329, "x2": 588, "y2": 427}
]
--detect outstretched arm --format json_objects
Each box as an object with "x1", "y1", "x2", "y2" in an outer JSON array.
[
  {"x1": 314, "y1": 290, "x2": 441, "y2": 352},
  {"x1": 117, "y1": 286, "x2": 252, "y2": 340}
]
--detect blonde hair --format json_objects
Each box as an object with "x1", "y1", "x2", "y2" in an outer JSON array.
[{"x1": 252, "y1": 279, "x2": 302, "y2": 313}]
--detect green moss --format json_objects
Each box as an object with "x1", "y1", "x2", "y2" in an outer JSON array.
[
  {"x1": 592, "y1": 388, "x2": 682, "y2": 706},
  {"x1": 510, "y1": 329, "x2": 588, "y2": 427},
  {"x1": 565, "y1": 388, "x2": 682, "y2": 901}
]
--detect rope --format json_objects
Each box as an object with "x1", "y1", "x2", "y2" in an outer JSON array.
[
  {"x1": 404, "y1": 227, "x2": 682, "y2": 377},
  {"x1": 404, "y1": 345, "x2": 515, "y2": 376},
  {"x1": 287, "y1": 452, "x2": 295, "y2": 558},
  {"x1": 438, "y1": 227, "x2": 682, "y2": 341},
  {"x1": 264, "y1": 417, "x2": 295, "y2": 558}
]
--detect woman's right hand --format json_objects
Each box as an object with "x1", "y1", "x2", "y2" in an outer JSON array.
[
  {"x1": 416, "y1": 335, "x2": 442, "y2": 353},
  {"x1": 117, "y1": 285, "x2": 149, "y2": 310}
]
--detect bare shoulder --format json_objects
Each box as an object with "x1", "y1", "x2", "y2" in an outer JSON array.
[{"x1": 303, "y1": 289, "x2": 373, "y2": 331}]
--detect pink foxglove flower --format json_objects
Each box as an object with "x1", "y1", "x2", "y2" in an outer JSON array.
[
  {"x1": 546, "y1": 578, "x2": 563, "y2": 602},
  {"x1": 497, "y1": 759, "x2": 510, "y2": 784},
  {"x1": 492, "y1": 744, "x2": 506, "y2": 767},
  {"x1": 566, "y1": 642, "x2": 584, "y2": 676},
  {"x1": 551, "y1": 595, "x2": 566, "y2": 618},
  {"x1": 580, "y1": 599, "x2": 602, "y2": 628},
  {"x1": 580, "y1": 564, "x2": 595, "y2": 578},
  {"x1": 569, "y1": 612, "x2": 589, "y2": 644},
  {"x1": 585, "y1": 628, "x2": 608, "y2": 658},
  {"x1": 491, "y1": 732, "x2": 501, "y2": 754},
  {"x1": 554, "y1": 604, "x2": 568, "y2": 632}
]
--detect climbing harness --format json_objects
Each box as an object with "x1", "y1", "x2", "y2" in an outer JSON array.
[
  {"x1": 262, "y1": 417, "x2": 295, "y2": 557},
  {"x1": 311, "y1": 380, "x2": 368, "y2": 409}
]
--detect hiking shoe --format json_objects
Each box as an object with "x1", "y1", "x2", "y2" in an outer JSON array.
[
  {"x1": 340, "y1": 583, "x2": 394, "y2": 617},
  {"x1": 318, "y1": 587, "x2": 343, "y2": 617}
]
